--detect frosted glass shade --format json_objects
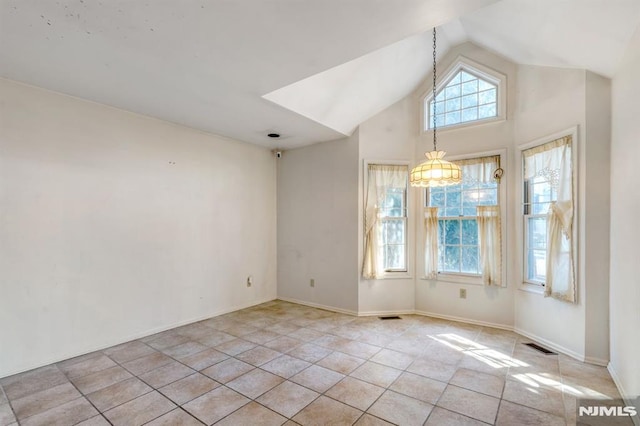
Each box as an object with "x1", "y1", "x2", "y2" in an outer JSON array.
[{"x1": 410, "y1": 150, "x2": 462, "y2": 187}]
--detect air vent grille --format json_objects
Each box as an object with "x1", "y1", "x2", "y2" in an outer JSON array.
[{"x1": 523, "y1": 342, "x2": 557, "y2": 355}]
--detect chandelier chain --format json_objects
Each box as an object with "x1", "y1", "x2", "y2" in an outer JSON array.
[{"x1": 432, "y1": 27, "x2": 437, "y2": 152}]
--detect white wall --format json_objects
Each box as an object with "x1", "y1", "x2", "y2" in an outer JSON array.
[
  {"x1": 413, "y1": 43, "x2": 517, "y2": 328},
  {"x1": 0, "y1": 79, "x2": 277, "y2": 378},
  {"x1": 513, "y1": 65, "x2": 612, "y2": 363},
  {"x1": 584, "y1": 71, "x2": 611, "y2": 364},
  {"x1": 358, "y1": 96, "x2": 418, "y2": 315},
  {"x1": 610, "y1": 24, "x2": 640, "y2": 410},
  {"x1": 513, "y1": 65, "x2": 588, "y2": 359},
  {"x1": 276, "y1": 133, "x2": 359, "y2": 314}
]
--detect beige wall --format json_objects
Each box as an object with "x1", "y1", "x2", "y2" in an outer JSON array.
[
  {"x1": 0, "y1": 79, "x2": 277, "y2": 378},
  {"x1": 276, "y1": 133, "x2": 359, "y2": 313}
]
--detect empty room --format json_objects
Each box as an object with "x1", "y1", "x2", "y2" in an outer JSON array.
[{"x1": 1, "y1": 0, "x2": 639, "y2": 425}]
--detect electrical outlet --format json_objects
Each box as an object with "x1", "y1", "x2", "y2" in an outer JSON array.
[
  {"x1": 459, "y1": 288, "x2": 467, "y2": 299},
  {"x1": 247, "y1": 275, "x2": 252, "y2": 287},
  {"x1": 310, "y1": 278, "x2": 315, "y2": 288}
]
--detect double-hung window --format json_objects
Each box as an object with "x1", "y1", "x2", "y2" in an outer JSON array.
[
  {"x1": 362, "y1": 164, "x2": 409, "y2": 279},
  {"x1": 522, "y1": 134, "x2": 576, "y2": 302},
  {"x1": 424, "y1": 155, "x2": 502, "y2": 285}
]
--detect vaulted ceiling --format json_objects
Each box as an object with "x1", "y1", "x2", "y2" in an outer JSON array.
[{"x1": 2, "y1": 0, "x2": 639, "y2": 148}]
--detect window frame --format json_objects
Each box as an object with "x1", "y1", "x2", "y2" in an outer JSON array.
[
  {"x1": 517, "y1": 126, "x2": 579, "y2": 294},
  {"x1": 421, "y1": 56, "x2": 507, "y2": 133},
  {"x1": 420, "y1": 149, "x2": 507, "y2": 286},
  {"x1": 363, "y1": 160, "x2": 413, "y2": 280}
]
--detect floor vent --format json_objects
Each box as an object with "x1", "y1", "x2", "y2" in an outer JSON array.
[
  {"x1": 523, "y1": 342, "x2": 557, "y2": 355},
  {"x1": 379, "y1": 316, "x2": 402, "y2": 320}
]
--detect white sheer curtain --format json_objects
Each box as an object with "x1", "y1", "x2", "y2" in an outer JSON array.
[
  {"x1": 362, "y1": 164, "x2": 408, "y2": 279},
  {"x1": 477, "y1": 205, "x2": 501, "y2": 285},
  {"x1": 423, "y1": 207, "x2": 439, "y2": 279},
  {"x1": 463, "y1": 155, "x2": 502, "y2": 286},
  {"x1": 523, "y1": 136, "x2": 575, "y2": 302},
  {"x1": 455, "y1": 155, "x2": 501, "y2": 183}
]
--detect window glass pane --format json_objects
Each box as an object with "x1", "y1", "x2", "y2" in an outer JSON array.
[
  {"x1": 385, "y1": 245, "x2": 405, "y2": 270},
  {"x1": 478, "y1": 104, "x2": 497, "y2": 119},
  {"x1": 445, "y1": 111, "x2": 461, "y2": 126},
  {"x1": 384, "y1": 219, "x2": 405, "y2": 244},
  {"x1": 460, "y1": 71, "x2": 475, "y2": 82},
  {"x1": 532, "y1": 202, "x2": 551, "y2": 215},
  {"x1": 477, "y1": 188, "x2": 498, "y2": 205},
  {"x1": 461, "y1": 219, "x2": 478, "y2": 245},
  {"x1": 446, "y1": 191, "x2": 461, "y2": 209},
  {"x1": 430, "y1": 191, "x2": 445, "y2": 208},
  {"x1": 527, "y1": 249, "x2": 546, "y2": 282},
  {"x1": 445, "y1": 98, "x2": 460, "y2": 112},
  {"x1": 435, "y1": 91, "x2": 445, "y2": 102},
  {"x1": 462, "y1": 246, "x2": 479, "y2": 274},
  {"x1": 528, "y1": 217, "x2": 546, "y2": 249},
  {"x1": 444, "y1": 219, "x2": 460, "y2": 245},
  {"x1": 478, "y1": 79, "x2": 495, "y2": 91},
  {"x1": 443, "y1": 245, "x2": 460, "y2": 272},
  {"x1": 435, "y1": 114, "x2": 445, "y2": 127},
  {"x1": 463, "y1": 206, "x2": 476, "y2": 216},
  {"x1": 461, "y1": 94, "x2": 478, "y2": 109},
  {"x1": 450, "y1": 72, "x2": 462, "y2": 85},
  {"x1": 445, "y1": 84, "x2": 461, "y2": 99},
  {"x1": 461, "y1": 80, "x2": 478, "y2": 95},
  {"x1": 446, "y1": 207, "x2": 461, "y2": 216},
  {"x1": 479, "y1": 89, "x2": 496, "y2": 104},
  {"x1": 434, "y1": 101, "x2": 445, "y2": 115},
  {"x1": 461, "y1": 108, "x2": 478, "y2": 122}
]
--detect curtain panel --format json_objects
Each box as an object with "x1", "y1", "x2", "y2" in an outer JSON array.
[
  {"x1": 423, "y1": 207, "x2": 439, "y2": 279},
  {"x1": 477, "y1": 205, "x2": 501, "y2": 285},
  {"x1": 362, "y1": 164, "x2": 408, "y2": 279}
]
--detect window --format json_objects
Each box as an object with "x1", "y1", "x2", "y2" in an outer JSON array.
[
  {"x1": 428, "y1": 70, "x2": 497, "y2": 129},
  {"x1": 422, "y1": 57, "x2": 506, "y2": 132},
  {"x1": 362, "y1": 164, "x2": 409, "y2": 279},
  {"x1": 523, "y1": 172, "x2": 555, "y2": 284},
  {"x1": 521, "y1": 133, "x2": 576, "y2": 302},
  {"x1": 425, "y1": 155, "x2": 501, "y2": 282},
  {"x1": 378, "y1": 186, "x2": 407, "y2": 272}
]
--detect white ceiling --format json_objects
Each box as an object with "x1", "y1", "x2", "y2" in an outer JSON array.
[{"x1": 2, "y1": 0, "x2": 639, "y2": 149}]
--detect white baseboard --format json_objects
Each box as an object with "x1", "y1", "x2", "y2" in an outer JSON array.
[
  {"x1": 608, "y1": 363, "x2": 640, "y2": 426},
  {"x1": 513, "y1": 326, "x2": 585, "y2": 362},
  {"x1": 0, "y1": 296, "x2": 276, "y2": 379},
  {"x1": 358, "y1": 309, "x2": 416, "y2": 317},
  {"x1": 584, "y1": 356, "x2": 610, "y2": 367},
  {"x1": 276, "y1": 297, "x2": 359, "y2": 316},
  {"x1": 415, "y1": 310, "x2": 513, "y2": 331}
]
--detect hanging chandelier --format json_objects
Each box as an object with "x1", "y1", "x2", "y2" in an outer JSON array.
[{"x1": 410, "y1": 27, "x2": 462, "y2": 188}]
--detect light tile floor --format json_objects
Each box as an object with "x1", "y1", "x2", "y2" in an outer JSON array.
[{"x1": 0, "y1": 300, "x2": 632, "y2": 426}]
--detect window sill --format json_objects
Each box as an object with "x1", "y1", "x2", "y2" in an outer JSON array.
[
  {"x1": 363, "y1": 272, "x2": 413, "y2": 281},
  {"x1": 420, "y1": 274, "x2": 484, "y2": 286},
  {"x1": 519, "y1": 282, "x2": 545, "y2": 295}
]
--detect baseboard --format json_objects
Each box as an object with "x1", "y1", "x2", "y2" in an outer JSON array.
[
  {"x1": 513, "y1": 326, "x2": 585, "y2": 362},
  {"x1": 358, "y1": 309, "x2": 416, "y2": 317},
  {"x1": 608, "y1": 363, "x2": 640, "y2": 426},
  {"x1": 0, "y1": 296, "x2": 276, "y2": 379},
  {"x1": 414, "y1": 310, "x2": 513, "y2": 331},
  {"x1": 584, "y1": 356, "x2": 610, "y2": 367},
  {"x1": 276, "y1": 297, "x2": 358, "y2": 316}
]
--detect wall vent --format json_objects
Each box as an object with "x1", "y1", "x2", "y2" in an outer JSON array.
[
  {"x1": 379, "y1": 316, "x2": 402, "y2": 320},
  {"x1": 523, "y1": 342, "x2": 557, "y2": 355}
]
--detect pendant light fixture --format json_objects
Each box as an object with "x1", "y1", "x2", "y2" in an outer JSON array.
[{"x1": 410, "y1": 27, "x2": 462, "y2": 187}]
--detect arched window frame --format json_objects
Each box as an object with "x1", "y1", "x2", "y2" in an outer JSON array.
[{"x1": 422, "y1": 56, "x2": 507, "y2": 133}]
